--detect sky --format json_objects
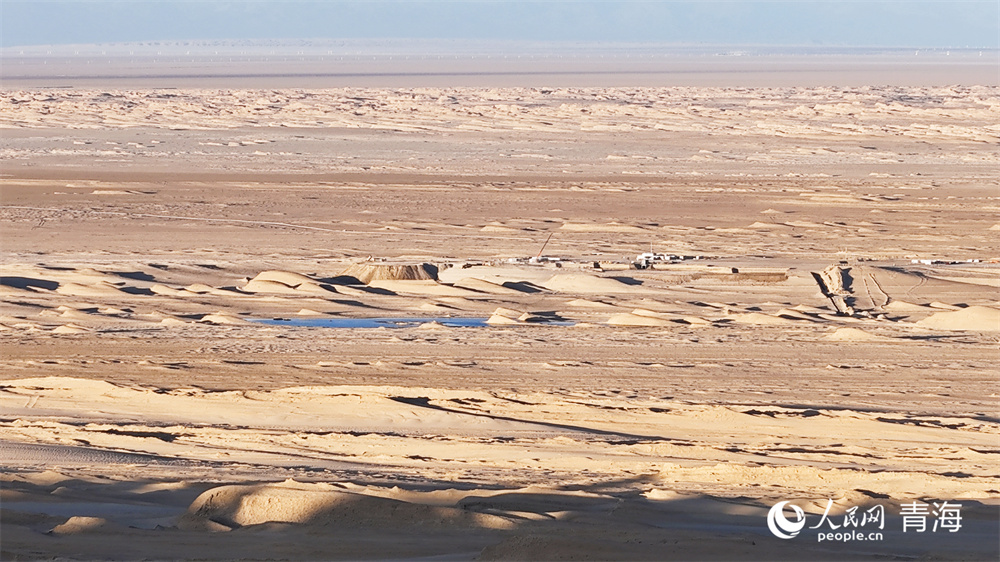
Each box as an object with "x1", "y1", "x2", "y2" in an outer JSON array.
[{"x1": 1, "y1": 1, "x2": 997, "y2": 49}]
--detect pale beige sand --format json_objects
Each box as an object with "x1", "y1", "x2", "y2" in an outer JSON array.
[
  {"x1": 916, "y1": 306, "x2": 1000, "y2": 331},
  {"x1": 1, "y1": 84, "x2": 997, "y2": 560},
  {"x1": 1, "y1": 375, "x2": 997, "y2": 559}
]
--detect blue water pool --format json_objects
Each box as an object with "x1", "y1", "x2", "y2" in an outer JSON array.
[
  {"x1": 253, "y1": 316, "x2": 574, "y2": 328},
  {"x1": 253, "y1": 317, "x2": 490, "y2": 328}
]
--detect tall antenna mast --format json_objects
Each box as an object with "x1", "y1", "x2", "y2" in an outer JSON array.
[{"x1": 536, "y1": 232, "x2": 554, "y2": 259}]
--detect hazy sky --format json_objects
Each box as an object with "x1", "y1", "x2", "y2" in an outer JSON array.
[{"x1": 2, "y1": 1, "x2": 997, "y2": 49}]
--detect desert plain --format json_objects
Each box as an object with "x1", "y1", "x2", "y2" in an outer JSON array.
[{"x1": 1, "y1": 52, "x2": 999, "y2": 560}]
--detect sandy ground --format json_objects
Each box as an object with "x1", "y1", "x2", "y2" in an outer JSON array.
[{"x1": 1, "y1": 77, "x2": 998, "y2": 560}]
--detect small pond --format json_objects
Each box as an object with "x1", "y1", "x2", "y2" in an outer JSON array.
[
  {"x1": 253, "y1": 317, "x2": 574, "y2": 328},
  {"x1": 254, "y1": 317, "x2": 490, "y2": 328}
]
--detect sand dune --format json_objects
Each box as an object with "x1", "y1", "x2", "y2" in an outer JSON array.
[
  {"x1": 486, "y1": 307, "x2": 531, "y2": 325},
  {"x1": 1, "y1": 372, "x2": 996, "y2": 562},
  {"x1": 916, "y1": 305, "x2": 1000, "y2": 332},
  {"x1": 183, "y1": 283, "x2": 216, "y2": 294},
  {"x1": 199, "y1": 312, "x2": 251, "y2": 325},
  {"x1": 3, "y1": 376, "x2": 996, "y2": 491},
  {"x1": 883, "y1": 300, "x2": 932, "y2": 313},
  {"x1": 0, "y1": 256, "x2": 994, "y2": 343},
  {"x1": 250, "y1": 270, "x2": 320, "y2": 286},
  {"x1": 453, "y1": 277, "x2": 526, "y2": 295},
  {"x1": 367, "y1": 279, "x2": 480, "y2": 297},
  {"x1": 2, "y1": 82, "x2": 997, "y2": 560},
  {"x1": 606, "y1": 312, "x2": 672, "y2": 327},
  {"x1": 486, "y1": 313, "x2": 521, "y2": 325},
  {"x1": 774, "y1": 308, "x2": 820, "y2": 321},
  {"x1": 4, "y1": 87, "x2": 997, "y2": 145},
  {"x1": 241, "y1": 278, "x2": 309, "y2": 294},
  {"x1": 150, "y1": 284, "x2": 186, "y2": 296},
  {"x1": 54, "y1": 282, "x2": 125, "y2": 297},
  {"x1": 180, "y1": 481, "x2": 515, "y2": 530},
  {"x1": 51, "y1": 323, "x2": 91, "y2": 334}
]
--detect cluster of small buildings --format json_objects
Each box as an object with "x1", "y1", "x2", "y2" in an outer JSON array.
[
  {"x1": 910, "y1": 258, "x2": 982, "y2": 265},
  {"x1": 633, "y1": 252, "x2": 704, "y2": 269},
  {"x1": 501, "y1": 252, "x2": 707, "y2": 270}
]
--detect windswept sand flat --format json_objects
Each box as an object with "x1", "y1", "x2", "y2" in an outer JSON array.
[{"x1": 1, "y1": 83, "x2": 998, "y2": 560}]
